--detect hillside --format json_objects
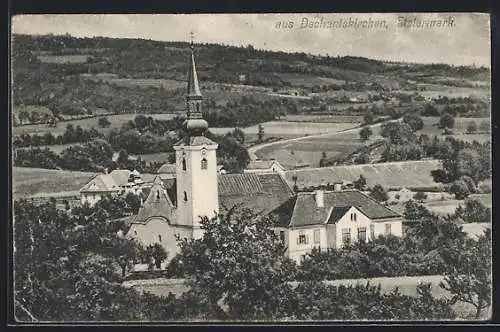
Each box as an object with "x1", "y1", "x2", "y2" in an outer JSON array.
[{"x1": 11, "y1": 33, "x2": 490, "y2": 128}]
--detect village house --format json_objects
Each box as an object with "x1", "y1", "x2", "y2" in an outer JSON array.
[
  {"x1": 244, "y1": 159, "x2": 285, "y2": 176},
  {"x1": 271, "y1": 189, "x2": 403, "y2": 263},
  {"x1": 79, "y1": 169, "x2": 145, "y2": 206},
  {"x1": 119, "y1": 42, "x2": 403, "y2": 264}
]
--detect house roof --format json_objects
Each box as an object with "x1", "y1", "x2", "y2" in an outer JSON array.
[
  {"x1": 327, "y1": 206, "x2": 353, "y2": 224},
  {"x1": 131, "y1": 173, "x2": 294, "y2": 224},
  {"x1": 174, "y1": 135, "x2": 217, "y2": 147},
  {"x1": 283, "y1": 190, "x2": 401, "y2": 228},
  {"x1": 133, "y1": 177, "x2": 176, "y2": 224},
  {"x1": 109, "y1": 169, "x2": 133, "y2": 186},
  {"x1": 80, "y1": 174, "x2": 121, "y2": 193},
  {"x1": 218, "y1": 173, "x2": 294, "y2": 215},
  {"x1": 247, "y1": 160, "x2": 281, "y2": 170},
  {"x1": 157, "y1": 164, "x2": 177, "y2": 174}
]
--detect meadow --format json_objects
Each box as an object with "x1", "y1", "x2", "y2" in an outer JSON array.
[
  {"x1": 416, "y1": 83, "x2": 490, "y2": 100},
  {"x1": 210, "y1": 121, "x2": 359, "y2": 138},
  {"x1": 282, "y1": 114, "x2": 363, "y2": 123},
  {"x1": 12, "y1": 167, "x2": 97, "y2": 197},
  {"x1": 285, "y1": 160, "x2": 442, "y2": 190},
  {"x1": 81, "y1": 74, "x2": 186, "y2": 90},
  {"x1": 12, "y1": 113, "x2": 179, "y2": 136},
  {"x1": 254, "y1": 124, "x2": 376, "y2": 169},
  {"x1": 37, "y1": 54, "x2": 90, "y2": 64}
]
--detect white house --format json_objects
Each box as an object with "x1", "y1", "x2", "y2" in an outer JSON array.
[
  {"x1": 270, "y1": 189, "x2": 403, "y2": 263},
  {"x1": 244, "y1": 160, "x2": 285, "y2": 176},
  {"x1": 79, "y1": 169, "x2": 145, "y2": 206}
]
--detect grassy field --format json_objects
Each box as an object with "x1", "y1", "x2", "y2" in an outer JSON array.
[
  {"x1": 419, "y1": 117, "x2": 490, "y2": 137},
  {"x1": 282, "y1": 115, "x2": 363, "y2": 123},
  {"x1": 255, "y1": 125, "x2": 376, "y2": 169},
  {"x1": 12, "y1": 167, "x2": 97, "y2": 197},
  {"x1": 276, "y1": 72, "x2": 346, "y2": 87},
  {"x1": 38, "y1": 54, "x2": 90, "y2": 64},
  {"x1": 81, "y1": 74, "x2": 186, "y2": 90},
  {"x1": 416, "y1": 84, "x2": 490, "y2": 100},
  {"x1": 210, "y1": 121, "x2": 359, "y2": 138},
  {"x1": 285, "y1": 160, "x2": 442, "y2": 189},
  {"x1": 12, "y1": 113, "x2": 180, "y2": 136}
]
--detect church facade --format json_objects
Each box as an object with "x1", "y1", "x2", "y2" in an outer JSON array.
[{"x1": 125, "y1": 43, "x2": 403, "y2": 263}]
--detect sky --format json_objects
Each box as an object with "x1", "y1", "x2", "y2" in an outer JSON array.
[{"x1": 12, "y1": 13, "x2": 491, "y2": 67}]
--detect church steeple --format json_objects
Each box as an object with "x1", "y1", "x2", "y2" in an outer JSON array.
[{"x1": 185, "y1": 32, "x2": 206, "y2": 134}]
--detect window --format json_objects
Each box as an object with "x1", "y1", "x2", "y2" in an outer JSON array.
[
  {"x1": 370, "y1": 224, "x2": 375, "y2": 240},
  {"x1": 279, "y1": 231, "x2": 285, "y2": 243},
  {"x1": 314, "y1": 229, "x2": 320, "y2": 244},
  {"x1": 196, "y1": 103, "x2": 200, "y2": 112},
  {"x1": 156, "y1": 190, "x2": 160, "y2": 200},
  {"x1": 183, "y1": 191, "x2": 188, "y2": 202},
  {"x1": 342, "y1": 228, "x2": 351, "y2": 245},
  {"x1": 350, "y1": 213, "x2": 357, "y2": 221},
  {"x1": 158, "y1": 235, "x2": 162, "y2": 242},
  {"x1": 385, "y1": 223, "x2": 392, "y2": 236},
  {"x1": 358, "y1": 227, "x2": 367, "y2": 242},
  {"x1": 297, "y1": 234, "x2": 307, "y2": 245},
  {"x1": 182, "y1": 158, "x2": 187, "y2": 171},
  {"x1": 201, "y1": 158, "x2": 208, "y2": 170}
]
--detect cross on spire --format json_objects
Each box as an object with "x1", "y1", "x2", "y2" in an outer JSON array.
[{"x1": 189, "y1": 31, "x2": 195, "y2": 49}]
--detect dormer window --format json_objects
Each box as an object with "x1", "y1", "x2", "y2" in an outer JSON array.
[
  {"x1": 182, "y1": 158, "x2": 187, "y2": 171},
  {"x1": 201, "y1": 158, "x2": 208, "y2": 170}
]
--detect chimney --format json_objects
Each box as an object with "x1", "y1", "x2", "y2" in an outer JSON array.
[
  {"x1": 314, "y1": 190, "x2": 324, "y2": 208},
  {"x1": 333, "y1": 183, "x2": 342, "y2": 192}
]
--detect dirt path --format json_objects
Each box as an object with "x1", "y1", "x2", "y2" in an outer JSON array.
[{"x1": 248, "y1": 121, "x2": 387, "y2": 161}]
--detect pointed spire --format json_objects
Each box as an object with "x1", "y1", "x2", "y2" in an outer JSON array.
[
  {"x1": 187, "y1": 51, "x2": 202, "y2": 97},
  {"x1": 187, "y1": 31, "x2": 202, "y2": 98}
]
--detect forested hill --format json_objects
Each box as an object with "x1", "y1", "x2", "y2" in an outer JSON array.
[{"x1": 13, "y1": 33, "x2": 489, "y2": 86}]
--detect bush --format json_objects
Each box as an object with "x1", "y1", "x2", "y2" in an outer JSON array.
[
  {"x1": 449, "y1": 180, "x2": 470, "y2": 199},
  {"x1": 413, "y1": 192, "x2": 428, "y2": 202},
  {"x1": 466, "y1": 121, "x2": 477, "y2": 134},
  {"x1": 370, "y1": 184, "x2": 389, "y2": 202}
]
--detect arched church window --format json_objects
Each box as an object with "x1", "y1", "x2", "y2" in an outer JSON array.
[
  {"x1": 158, "y1": 235, "x2": 162, "y2": 242},
  {"x1": 183, "y1": 191, "x2": 188, "y2": 202},
  {"x1": 182, "y1": 158, "x2": 187, "y2": 171},
  {"x1": 201, "y1": 158, "x2": 208, "y2": 170}
]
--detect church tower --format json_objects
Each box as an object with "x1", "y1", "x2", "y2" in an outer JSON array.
[{"x1": 173, "y1": 37, "x2": 219, "y2": 239}]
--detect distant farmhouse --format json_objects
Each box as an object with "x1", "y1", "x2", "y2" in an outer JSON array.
[{"x1": 80, "y1": 44, "x2": 403, "y2": 263}]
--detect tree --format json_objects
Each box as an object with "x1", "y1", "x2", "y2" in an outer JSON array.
[
  {"x1": 403, "y1": 200, "x2": 434, "y2": 223},
  {"x1": 454, "y1": 199, "x2": 491, "y2": 223},
  {"x1": 402, "y1": 114, "x2": 424, "y2": 132},
  {"x1": 380, "y1": 122, "x2": 415, "y2": 144},
  {"x1": 439, "y1": 113, "x2": 455, "y2": 129},
  {"x1": 440, "y1": 229, "x2": 491, "y2": 319},
  {"x1": 449, "y1": 179, "x2": 470, "y2": 200},
  {"x1": 413, "y1": 192, "x2": 428, "y2": 202},
  {"x1": 98, "y1": 116, "x2": 111, "y2": 128},
  {"x1": 353, "y1": 175, "x2": 367, "y2": 190},
  {"x1": 150, "y1": 243, "x2": 168, "y2": 269},
  {"x1": 478, "y1": 120, "x2": 489, "y2": 133},
  {"x1": 176, "y1": 207, "x2": 294, "y2": 320},
  {"x1": 257, "y1": 124, "x2": 265, "y2": 142},
  {"x1": 363, "y1": 111, "x2": 374, "y2": 125},
  {"x1": 319, "y1": 151, "x2": 328, "y2": 167},
  {"x1": 466, "y1": 121, "x2": 477, "y2": 134},
  {"x1": 359, "y1": 126, "x2": 373, "y2": 142},
  {"x1": 231, "y1": 128, "x2": 245, "y2": 145},
  {"x1": 370, "y1": 184, "x2": 389, "y2": 202}
]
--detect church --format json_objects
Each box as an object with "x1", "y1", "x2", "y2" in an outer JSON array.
[{"x1": 125, "y1": 42, "x2": 403, "y2": 263}]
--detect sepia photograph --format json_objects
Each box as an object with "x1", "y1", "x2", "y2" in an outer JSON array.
[{"x1": 10, "y1": 13, "x2": 492, "y2": 322}]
